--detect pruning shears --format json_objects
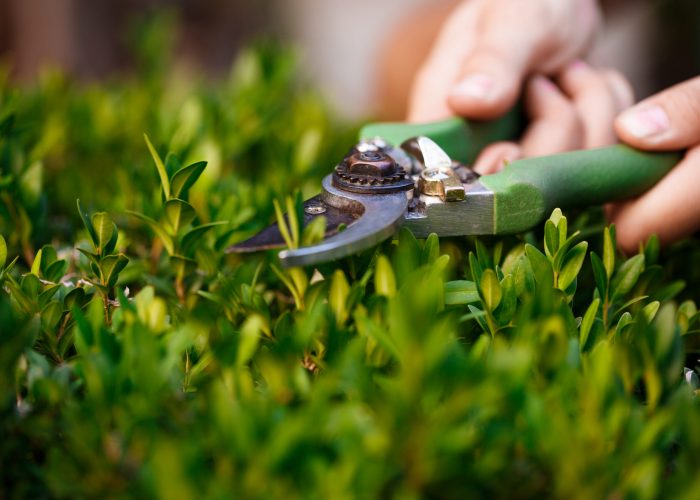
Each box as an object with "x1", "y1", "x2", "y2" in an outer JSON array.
[{"x1": 228, "y1": 114, "x2": 679, "y2": 267}]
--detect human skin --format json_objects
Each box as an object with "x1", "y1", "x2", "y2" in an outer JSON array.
[
  {"x1": 406, "y1": 0, "x2": 697, "y2": 252},
  {"x1": 610, "y1": 78, "x2": 700, "y2": 253},
  {"x1": 406, "y1": 0, "x2": 633, "y2": 171}
]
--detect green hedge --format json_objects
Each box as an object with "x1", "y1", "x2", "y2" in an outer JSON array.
[{"x1": 2, "y1": 35, "x2": 700, "y2": 499}]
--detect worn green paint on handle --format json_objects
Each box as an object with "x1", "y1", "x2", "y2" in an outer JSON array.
[
  {"x1": 480, "y1": 145, "x2": 681, "y2": 234},
  {"x1": 359, "y1": 111, "x2": 521, "y2": 164}
]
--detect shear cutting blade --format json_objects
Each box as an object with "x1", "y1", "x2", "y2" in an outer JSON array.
[{"x1": 228, "y1": 175, "x2": 409, "y2": 268}]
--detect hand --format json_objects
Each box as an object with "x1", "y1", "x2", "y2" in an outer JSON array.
[
  {"x1": 408, "y1": 0, "x2": 601, "y2": 122},
  {"x1": 472, "y1": 61, "x2": 634, "y2": 174},
  {"x1": 608, "y1": 77, "x2": 700, "y2": 253}
]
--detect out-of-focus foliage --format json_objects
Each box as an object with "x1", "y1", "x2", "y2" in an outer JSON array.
[{"x1": 3, "y1": 17, "x2": 700, "y2": 500}]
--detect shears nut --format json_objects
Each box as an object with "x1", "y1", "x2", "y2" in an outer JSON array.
[{"x1": 419, "y1": 167, "x2": 465, "y2": 202}]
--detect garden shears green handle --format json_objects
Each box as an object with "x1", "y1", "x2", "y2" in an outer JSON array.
[{"x1": 229, "y1": 116, "x2": 680, "y2": 267}]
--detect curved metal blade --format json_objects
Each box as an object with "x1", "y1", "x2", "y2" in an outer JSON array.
[{"x1": 279, "y1": 175, "x2": 408, "y2": 267}]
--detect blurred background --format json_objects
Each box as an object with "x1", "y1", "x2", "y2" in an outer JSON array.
[{"x1": 0, "y1": 0, "x2": 699, "y2": 120}]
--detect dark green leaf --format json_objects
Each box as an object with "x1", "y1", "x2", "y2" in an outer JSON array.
[{"x1": 171, "y1": 161, "x2": 207, "y2": 198}]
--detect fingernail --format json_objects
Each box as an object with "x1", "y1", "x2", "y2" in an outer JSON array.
[
  {"x1": 618, "y1": 104, "x2": 670, "y2": 138},
  {"x1": 569, "y1": 59, "x2": 589, "y2": 72},
  {"x1": 453, "y1": 74, "x2": 495, "y2": 100}
]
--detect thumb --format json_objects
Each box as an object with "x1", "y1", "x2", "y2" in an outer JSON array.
[{"x1": 615, "y1": 76, "x2": 700, "y2": 151}]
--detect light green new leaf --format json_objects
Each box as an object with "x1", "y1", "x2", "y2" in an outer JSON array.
[
  {"x1": 91, "y1": 212, "x2": 114, "y2": 253},
  {"x1": 144, "y1": 134, "x2": 170, "y2": 199},
  {"x1": 375, "y1": 255, "x2": 396, "y2": 298},
  {"x1": 444, "y1": 280, "x2": 479, "y2": 305},
  {"x1": 603, "y1": 226, "x2": 615, "y2": 279},
  {"x1": 30, "y1": 247, "x2": 43, "y2": 276},
  {"x1": 273, "y1": 199, "x2": 295, "y2": 249},
  {"x1": 580, "y1": 298, "x2": 600, "y2": 352},
  {"x1": 558, "y1": 241, "x2": 588, "y2": 291},
  {"x1": 642, "y1": 301, "x2": 661, "y2": 323},
  {"x1": 0, "y1": 234, "x2": 6, "y2": 269},
  {"x1": 301, "y1": 216, "x2": 327, "y2": 247},
  {"x1": 329, "y1": 269, "x2": 350, "y2": 325},
  {"x1": 237, "y1": 314, "x2": 265, "y2": 367},
  {"x1": 479, "y1": 269, "x2": 502, "y2": 312}
]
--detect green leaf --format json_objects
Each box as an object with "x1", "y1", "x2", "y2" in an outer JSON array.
[
  {"x1": 642, "y1": 301, "x2": 661, "y2": 323},
  {"x1": 237, "y1": 314, "x2": 265, "y2": 367},
  {"x1": 127, "y1": 210, "x2": 175, "y2": 255},
  {"x1": 329, "y1": 269, "x2": 350, "y2": 325},
  {"x1": 525, "y1": 244, "x2": 553, "y2": 287},
  {"x1": 180, "y1": 221, "x2": 226, "y2": 255},
  {"x1": 544, "y1": 219, "x2": 559, "y2": 258},
  {"x1": 64, "y1": 287, "x2": 86, "y2": 311},
  {"x1": 170, "y1": 161, "x2": 207, "y2": 198},
  {"x1": 615, "y1": 312, "x2": 633, "y2": 335},
  {"x1": 580, "y1": 298, "x2": 600, "y2": 352},
  {"x1": 30, "y1": 247, "x2": 43, "y2": 276},
  {"x1": 549, "y1": 207, "x2": 563, "y2": 227},
  {"x1": 557, "y1": 241, "x2": 588, "y2": 291},
  {"x1": 164, "y1": 199, "x2": 196, "y2": 234},
  {"x1": 603, "y1": 226, "x2": 615, "y2": 280},
  {"x1": 375, "y1": 255, "x2": 396, "y2": 298},
  {"x1": 612, "y1": 295, "x2": 648, "y2": 316},
  {"x1": 273, "y1": 199, "x2": 294, "y2": 249},
  {"x1": 76, "y1": 247, "x2": 98, "y2": 267},
  {"x1": 590, "y1": 252, "x2": 607, "y2": 298},
  {"x1": 91, "y1": 212, "x2": 114, "y2": 253},
  {"x1": 0, "y1": 234, "x2": 6, "y2": 269},
  {"x1": 286, "y1": 196, "x2": 303, "y2": 250},
  {"x1": 422, "y1": 233, "x2": 439, "y2": 265},
  {"x1": 479, "y1": 269, "x2": 502, "y2": 312},
  {"x1": 144, "y1": 134, "x2": 170, "y2": 198},
  {"x1": 100, "y1": 254, "x2": 129, "y2": 288},
  {"x1": 468, "y1": 252, "x2": 483, "y2": 283},
  {"x1": 468, "y1": 304, "x2": 489, "y2": 332},
  {"x1": 301, "y1": 216, "x2": 327, "y2": 247},
  {"x1": 475, "y1": 239, "x2": 492, "y2": 269},
  {"x1": 644, "y1": 233, "x2": 660, "y2": 266},
  {"x1": 552, "y1": 231, "x2": 581, "y2": 272},
  {"x1": 45, "y1": 259, "x2": 68, "y2": 283},
  {"x1": 76, "y1": 199, "x2": 98, "y2": 247},
  {"x1": 611, "y1": 254, "x2": 645, "y2": 300},
  {"x1": 444, "y1": 280, "x2": 479, "y2": 305},
  {"x1": 496, "y1": 275, "x2": 516, "y2": 326}
]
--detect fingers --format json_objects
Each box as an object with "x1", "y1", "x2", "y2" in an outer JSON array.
[
  {"x1": 408, "y1": 0, "x2": 602, "y2": 122},
  {"x1": 446, "y1": 0, "x2": 601, "y2": 119},
  {"x1": 407, "y1": 1, "x2": 481, "y2": 122},
  {"x1": 520, "y1": 76, "x2": 583, "y2": 156},
  {"x1": 472, "y1": 141, "x2": 522, "y2": 175},
  {"x1": 473, "y1": 66, "x2": 632, "y2": 173},
  {"x1": 615, "y1": 76, "x2": 700, "y2": 150},
  {"x1": 557, "y1": 62, "x2": 634, "y2": 148},
  {"x1": 609, "y1": 146, "x2": 700, "y2": 254}
]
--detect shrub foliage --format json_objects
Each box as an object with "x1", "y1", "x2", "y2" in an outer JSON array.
[{"x1": 2, "y1": 35, "x2": 700, "y2": 499}]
